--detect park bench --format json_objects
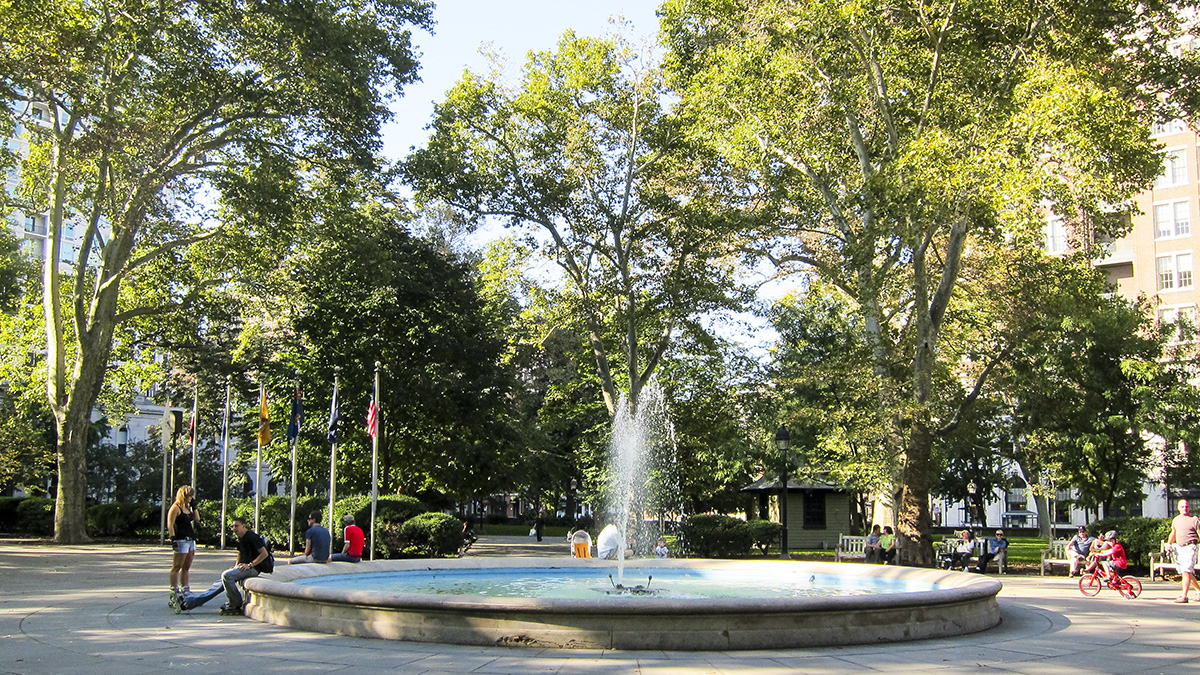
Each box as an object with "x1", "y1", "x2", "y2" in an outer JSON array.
[
  {"x1": 1150, "y1": 541, "x2": 1179, "y2": 581},
  {"x1": 835, "y1": 533, "x2": 900, "y2": 564},
  {"x1": 1040, "y1": 539, "x2": 1071, "y2": 576}
]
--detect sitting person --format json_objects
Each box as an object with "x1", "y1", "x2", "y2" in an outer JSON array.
[
  {"x1": 864, "y1": 524, "x2": 883, "y2": 563},
  {"x1": 879, "y1": 526, "x2": 897, "y2": 565},
  {"x1": 1067, "y1": 526, "x2": 1095, "y2": 577},
  {"x1": 330, "y1": 514, "x2": 365, "y2": 562},
  {"x1": 975, "y1": 529, "x2": 1008, "y2": 574},
  {"x1": 654, "y1": 536, "x2": 669, "y2": 559},
  {"x1": 596, "y1": 523, "x2": 621, "y2": 560},
  {"x1": 171, "y1": 517, "x2": 273, "y2": 615},
  {"x1": 288, "y1": 512, "x2": 331, "y2": 564},
  {"x1": 950, "y1": 530, "x2": 975, "y2": 571}
]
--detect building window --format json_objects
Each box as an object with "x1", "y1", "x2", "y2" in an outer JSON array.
[
  {"x1": 1159, "y1": 305, "x2": 1197, "y2": 342},
  {"x1": 802, "y1": 492, "x2": 826, "y2": 530},
  {"x1": 1158, "y1": 253, "x2": 1194, "y2": 291},
  {"x1": 1157, "y1": 148, "x2": 1188, "y2": 188},
  {"x1": 1044, "y1": 217, "x2": 1067, "y2": 253},
  {"x1": 1152, "y1": 119, "x2": 1188, "y2": 136},
  {"x1": 1156, "y1": 200, "x2": 1191, "y2": 239}
]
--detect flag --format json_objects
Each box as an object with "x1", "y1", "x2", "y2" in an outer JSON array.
[
  {"x1": 258, "y1": 388, "x2": 271, "y2": 446},
  {"x1": 160, "y1": 403, "x2": 175, "y2": 436},
  {"x1": 287, "y1": 385, "x2": 303, "y2": 442},
  {"x1": 367, "y1": 398, "x2": 379, "y2": 442},
  {"x1": 188, "y1": 415, "x2": 195, "y2": 445},
  {"x1": 327, "y1": 381, "x2": 340, "y2": 444}
]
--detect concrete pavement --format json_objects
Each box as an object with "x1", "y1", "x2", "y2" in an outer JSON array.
[{"x1": 1, "y1": 537, "x2": 1197, "y2": 674}]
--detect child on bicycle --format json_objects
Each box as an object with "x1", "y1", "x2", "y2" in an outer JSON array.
[{"x1": 1093, "y1": 530, "x2": 1128, "y2": 581}]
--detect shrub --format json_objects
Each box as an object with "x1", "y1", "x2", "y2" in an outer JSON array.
[
  {"x1": 86, "y1": 502, "x2": 157, "y2": 537},
  {"x1": 746, "y1": 520, "x2": 783, "y2": 556},
  {"x1": 400, "y1": 512, "x2": 463, "y2": 557},
  {"x1": 16, "y1": 496, "x2": 54, "y2": 534},
  {"x1": 678, "y1": 514, "x2": 753, "y2": 558},
  {"x1": 0, "y1": 497, "x2": 25, "y2": 532},
  {"x1": 1089, "y1": 516, "x2": 1172, "y2": 567}
]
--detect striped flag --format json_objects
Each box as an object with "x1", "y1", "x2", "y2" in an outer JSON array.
[
  {"x1": 287, "y1": 385, "x2": 303, "y2": 441},
  {"x1": 258, "y1": 388, "x2": 271, "y2": 446},
  {"x1": 367, "y1": 398, "x2": 379, "y2": 441}
]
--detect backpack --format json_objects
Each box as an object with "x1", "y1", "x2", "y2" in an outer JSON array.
[{"x1": 257, "y1": 534, "x2": 276, "y2": 574}]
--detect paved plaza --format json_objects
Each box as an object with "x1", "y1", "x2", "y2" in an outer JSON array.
[{"x1": 1, "y1": 537, "x2": 1197, "y2": 674}]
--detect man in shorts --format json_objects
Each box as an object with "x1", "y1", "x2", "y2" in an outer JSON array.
[{"x1": 1168, "y1": 499, "x2": 1200, "y2": 603}]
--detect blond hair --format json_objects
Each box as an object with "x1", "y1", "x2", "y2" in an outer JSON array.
[{"x1": 173, "y1": 485, "x2": 195, "y2": 509}]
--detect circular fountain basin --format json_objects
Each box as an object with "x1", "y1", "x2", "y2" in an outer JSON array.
[{"x1": 244, "y1": 557, "x2": 1001, "y2": 650}]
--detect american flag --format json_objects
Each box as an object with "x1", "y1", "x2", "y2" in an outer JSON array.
[{"x1": 367, "y1": 398, "x2": 379, "y2": 441}]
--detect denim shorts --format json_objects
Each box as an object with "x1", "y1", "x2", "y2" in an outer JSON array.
[{"x1": 172, "y1": 539, "x2": 196, "y2": 554}]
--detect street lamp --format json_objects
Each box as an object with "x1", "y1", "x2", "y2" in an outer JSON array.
[{"x1": 776, "y1": 426, "x2": 791, "y2": 560}]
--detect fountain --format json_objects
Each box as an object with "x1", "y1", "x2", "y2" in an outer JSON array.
[{"x1": 241, "y1": 382, "x2": 1002, "y2": 649}]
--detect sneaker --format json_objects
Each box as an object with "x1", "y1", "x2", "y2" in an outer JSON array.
[{"x1": 218, "y1": 604, "x2": 244, "y2": 616}]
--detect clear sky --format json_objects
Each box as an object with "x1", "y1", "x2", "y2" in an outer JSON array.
[{"x1": 381, "y1": 0, "x2": 663, "y2": 162}]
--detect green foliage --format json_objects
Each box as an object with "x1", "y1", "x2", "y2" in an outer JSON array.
[
  {"x1": 746, "y1": 520, "x2": 783, "y2": 556},
  {"x1": 0, "y1": 496, "x2": 25, "y2": 531},
  {"x1": 1088, "y1": 517, "x2": 1172, "y2": 568},
  {"x1": 399, "y1": 512, "x2": 463, "y2": 558},
  {"x1": 678, "y1": 514, "x2": 752, "y2": 558},
  {"x1": 15, "y1": 496, "x2": 53, "y2": 534},
  {"x1": 86, "y1": 502, "x2": 158, "y2": 538}
]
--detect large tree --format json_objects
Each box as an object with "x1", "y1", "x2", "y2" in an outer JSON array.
[
  {"x1": 0, "y1": 0, "x2": 432, "y2": 542},
  {"x1": 662, "y1": 0, "x2": 1198, "y2": 563},
  {"x1": 404, "y1": 31, "x2": 754, "y2": 418}
]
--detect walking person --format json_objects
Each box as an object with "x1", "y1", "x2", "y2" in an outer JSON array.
[
  {"x1": 1168, "y1": 499, "x2": 1200, "y2": 603},
  {"x1": 167, "y1": 485, "x2": 200, "y2": 602}
]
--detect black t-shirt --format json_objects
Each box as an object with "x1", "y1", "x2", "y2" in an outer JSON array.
[
  {"x1": 172, "y1": 507, "x2": 196, "y2": 540},
  {"x1": 237, "y1": 529, "x2": 266, "y2": 567}
]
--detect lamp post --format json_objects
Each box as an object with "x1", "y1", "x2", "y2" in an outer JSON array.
[{"x1": 776, "y1": 426, "x2": 791, "y2": 560}]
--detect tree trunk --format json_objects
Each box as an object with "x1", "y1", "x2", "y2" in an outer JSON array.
[{"x1": 897, "y1": 415, "x2": 935, "y2": 566}]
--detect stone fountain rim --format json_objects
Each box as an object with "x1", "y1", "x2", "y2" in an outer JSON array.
[{"x1": 247, "y1": 556, "x2": 1001, "y2": 616}]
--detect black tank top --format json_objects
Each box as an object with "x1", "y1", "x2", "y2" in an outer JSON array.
[{"x1": 173, "y1": 507, "x2": 195, "y2": 540}]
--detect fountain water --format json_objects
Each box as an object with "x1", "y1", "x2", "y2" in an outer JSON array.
[{"x1": 606, "y1": 381, "x2": 675, "y2": 584}]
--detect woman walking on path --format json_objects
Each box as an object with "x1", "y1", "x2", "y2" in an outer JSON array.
[{"x1": 167, "y1": 486, "x2": 200, "y2": 600}]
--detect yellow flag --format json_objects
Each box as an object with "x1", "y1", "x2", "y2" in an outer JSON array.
[{"x1": 258, "y1": 388, "x2": 271, "y2": 446}]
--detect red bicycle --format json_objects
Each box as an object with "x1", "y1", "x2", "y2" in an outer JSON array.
[{"x1": 1079, "y1": 566, "x2": 1142, "y2": 599}]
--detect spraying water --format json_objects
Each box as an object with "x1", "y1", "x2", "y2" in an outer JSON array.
[{"x1": 606, "y1": 380, "x2": 676, "y2": 584}]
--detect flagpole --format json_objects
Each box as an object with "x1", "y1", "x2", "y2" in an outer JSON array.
[
  {"x1": 220, "y1": 375, "x2": 231, "y2": 550},
  {"x1": 255, "y1": 381, "x2": 264, "y2": 532},
  {"x1": 190, "y1": 384, "x2": 199, "y2": 488},
  {"x1": 370, "y1": 361, "x2": 380, "y2": 562},
  {"x1": 160, "y1": 401, "x2": 172, "y2": 544},
  {"x1": 289, "y1": 369, "x2": 300, "y2": 556},
  {"x1": 328, "y1": 367, "x2": 340, "y2": 538}
]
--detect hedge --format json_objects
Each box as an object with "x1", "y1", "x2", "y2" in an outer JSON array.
[
  {"x1": 678, "y1": 514, "x2": 753, "y2": 558},
  {"x1": 399, "y1": 512, "x2": 464, "y2": 558},
  {"x1": 86, "y1": 502, "x2": 158, "y2": 537},
  {"x1": 746, "y1": 520, "x2": 783, "y2": 555}
]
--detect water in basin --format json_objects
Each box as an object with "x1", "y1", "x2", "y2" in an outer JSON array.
[{"x1": 290, "y1": 566, "x2": 944, "y2": 600}]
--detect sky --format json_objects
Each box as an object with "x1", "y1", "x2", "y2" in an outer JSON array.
[{"x1": 380, "y1": 0, "x2": 663, "y2": 162}]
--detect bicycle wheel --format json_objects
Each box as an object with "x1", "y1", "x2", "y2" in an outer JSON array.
[
  {"x1": 1080, "y1": 573, "x2": 1102, "y2": 596},
  {"x1": 1119, "y1": 576, "x2": 1142, "y2": 599}
]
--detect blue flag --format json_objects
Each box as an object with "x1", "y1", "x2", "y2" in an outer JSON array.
[
  {"x1": 327, "y1": 381, "x2": 340, "y2": 444},
  {"x1": 286, "y1": 386, "x2": 303, "y2": 442}
]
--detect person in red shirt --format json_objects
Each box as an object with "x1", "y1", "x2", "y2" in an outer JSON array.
[
  {"x1": 1094, "y1": 530, "x2": 1127, "y2": 580},
  {"x1": 330, "y1": 514, "x2": 365, "y2": 562}
]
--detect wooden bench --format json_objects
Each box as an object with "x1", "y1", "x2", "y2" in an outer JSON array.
[
  {"x1": 1150, "y1": 541, "x2": 1179, "y2": 581},
  {"x1": 835, "y1": 533, "x2": 900, "y2": 564},
  {"x1": 1040, "y1": 539, "x2": 1071, "y2": 576}
]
